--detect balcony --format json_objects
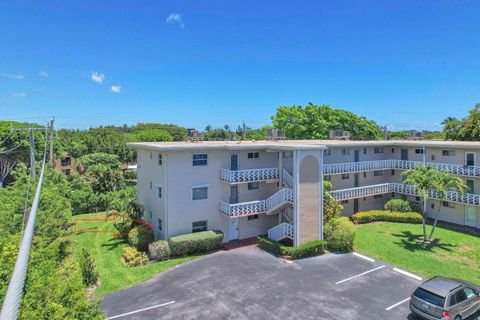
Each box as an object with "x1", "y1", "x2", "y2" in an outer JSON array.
[
  {"x1": 220, "y1": 188, "x2": 293, "y2": 218},
  {"x1": 323, "y1": 159, "x2": 480, "y2": 177},
  {"x1": 331, "y1": 182, "x2": 480, "y2": 207},
  {"x1": 220, "y1": 168, "x2": 279, "y2": 184}
]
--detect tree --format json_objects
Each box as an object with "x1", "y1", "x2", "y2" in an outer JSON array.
[
  {"x1": 0, "y1": 159, "x2": 16, "y2": 188},
  {"x1": 323, "y1": 181, "x2": 343, "y2": 223},
  {"x1": 271, "y1": 103, "x2": 381, "y2": 140},
  {"x1": 131, "y1": 129, "x2": 173, "y2": 143},
  {"x1": 402, "y1": 165, "x2": 437, "y2": 242},
  {"x1": 428, "y1": 170, "x2": 467, "y2": 240},
  {"x1": 78, "y1": 152, "x2": 121, "y2": 169},
  {"x1": 457, "y1": 108, "x2": 480, "y2": 140},
  {"x1": 85, "y1": 164, "x2": 125, "y2": 193}
]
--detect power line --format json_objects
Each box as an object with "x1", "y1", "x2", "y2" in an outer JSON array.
[{"x1": 0, "y1": 119, "x2": 52, "y2": 320}]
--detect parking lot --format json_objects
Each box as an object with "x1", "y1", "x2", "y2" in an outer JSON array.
[{"x1": 102, "y1": 246, "x2": 434, "y2": 319}]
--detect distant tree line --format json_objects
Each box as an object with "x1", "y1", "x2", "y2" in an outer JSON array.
[{"x1": 442, "y1": 104, "x2": 480, "y2": 141}]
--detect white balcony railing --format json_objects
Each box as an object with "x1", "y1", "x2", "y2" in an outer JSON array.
[
  {"x1": 331, "y1": 182, "x2": 480, "y2": 207},
  {"x1": 268, "y1": 222, "x2": 294, "y2": 241},
  {"x1": 220, "y1": 188, "x2": 293, "y2": 218},
  {"x1": 323, "y1": 159, "x2": 480, "y2": 177},
  {"x1": 220, "y1": 168, "x2": 279, "y2": 184}
]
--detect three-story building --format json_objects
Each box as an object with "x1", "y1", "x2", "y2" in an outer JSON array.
[{"x1": 130, "y1": 140, "x2": 480, "y2": 246}]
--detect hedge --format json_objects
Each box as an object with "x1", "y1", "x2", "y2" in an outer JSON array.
[
  {"x1": 324, "y1": 217, "x2": 355, "y2": 252},
  {"x1": 256, "y1": 236, "x2": 326, "y2": 259},
  {"x1": 122, "y1": 246, "x2": 149, "y2": 267},
  {"x1": 352, "y1": 210, "x2": 422, "y2": 224},
  {"x1": 384, "y1": 199, "x2": 411, "y2": 212},
  {"x1": 169, "y1": 230, "x2": 224, "y2": 256},
  {"x1": 148, "y1": 240, "x2": 171, "y2": 261}
]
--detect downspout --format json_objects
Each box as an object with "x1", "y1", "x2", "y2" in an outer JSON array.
[
  {"x1": 294, "y1": 149, "x2": 301, "y2": 246},
  {"x1": 164, "y1": 152, "x2": 169, "y2": 240},
  {"x1": 319, "y1": 149, "x2": 324, "y2": 241}
]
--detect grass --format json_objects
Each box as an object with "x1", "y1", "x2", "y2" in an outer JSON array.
[
  {"x1": 354, "y1": 222, "x2": 480, "y2": 285},
  {"x1": 74, "y1": 212, "x2": 197, "y2": 295}
]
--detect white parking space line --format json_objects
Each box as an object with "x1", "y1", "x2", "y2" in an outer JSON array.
[
  {"x1": 352, "y1": 252, "x2": 375, "y2": 262},
  {"x1": 385, "y1": 297, "x2": 410, "y2": 311},
  {"x1": 107, "y1": 301, "x2": 176, "y2": 319},
  {"x1": 393, "y1": 268, "x2": 422, "y2": 281},
  {"x1": 335, "y1": 265, "x2": 385, "y2": 285}
]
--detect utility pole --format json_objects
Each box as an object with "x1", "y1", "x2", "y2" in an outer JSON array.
[
  {"x1": 28, "y1": 126, "x2": 35, "y2": 181},
  {"x1": 49, "y1": 117, "x2": 54, "y2": 166}
]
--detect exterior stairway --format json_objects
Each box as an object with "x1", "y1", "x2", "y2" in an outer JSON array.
[
  {"x1": 268, "y1": 222, "x2": 294, "y2": 241},
  {"x1": 220, "y1": 187, "x2": 293, "y2": 218}
]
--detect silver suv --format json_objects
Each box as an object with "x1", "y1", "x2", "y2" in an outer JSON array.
[{"x1": 410, "y1": 277, "x2": 480, "y2": 320}]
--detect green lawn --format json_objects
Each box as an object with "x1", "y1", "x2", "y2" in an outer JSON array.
[
  {"x1": 354, "y1": 222, "x2": 480, "y2": 285},
  {"x1": 74, "y1": 212, "x2": 197, "y2": 295}
]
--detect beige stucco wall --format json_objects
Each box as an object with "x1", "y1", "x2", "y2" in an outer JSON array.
[{"x1": 298, "y1": 154, "x2": 321, "y2": 244}]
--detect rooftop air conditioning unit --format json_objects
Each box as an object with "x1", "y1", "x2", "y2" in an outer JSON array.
[
  {"x1": 329, "y1": 130, "x2": 350, "y2": 140},
  {"x1": 408, "y1": 130, "x2": 424, "y2": 140},
  {"x1": 267, "y1": 129, "x2": 286, "y2": 141},
  {"x1": 186, "y1": 128, "x2": 200, "y2": 142}
]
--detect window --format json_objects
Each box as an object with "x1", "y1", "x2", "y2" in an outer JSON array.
[
  {"x1": 442, "y1": 201, "x2": 455, "y2": 208},
  {"x1": 413, "y1": 288, "x2": 445, "y2": 308},
  {"x1": 341, "y1": 200, "x2": 349, "y2": 204},
  {"x1": 442, "y1": 150, "x2": 455, "y2": 156},
  {"x1": 454, "y1": 290, "x2": 467, "y2": 305},
  {"x1": 192, "y1": 221, "x2": 207, "y2": 233},
  {"x1": 149, "y1": 151, "x2": 153, "y2": 159},
  {"x1": 464, "y1": 287, "x2": 477, "y2": 299},
  {"x1": 374, "y1": 170, "x2": 383, "y2": 176},
  {"x1": 363, "y1": 172, "x2": 367, "y2": 178},
  {"x1": 158, "y1": 219, "x2": 163, "y2": 231},
  {"x1": 391, "y1": 148, "x2": 395, "y2": 153},
  {"x1": 467, "y1": 180, "x2": 475, "y2": 193},
  {"x1": 248, "y1": 152, "x2": 259, "y2": 159},
  {"x1": 363, "y1": 148, "x2": 367, "y2": 154},
  {"x1": 157, "y1": 186, "x2": 162, "y2": 199},
  {"x1": 158, "y1": 154, "x2": 163, "y2": 165},
  {"x1": 431, "y1": 203, "x2": 435, "y2": 209},
  {"x1": 324, "y1": 175, "x2": 331, "y2": 181},
  {"x1": 282, "y1": 151, "x2": 293, "y2": 158},
  {"x1": 415, "y1": 148, "x2": 424, "y2": 154},
  {"x1": 341, "y1": 174, "x2": 349, "y2": 180},
  {"x1": 374, "y1": 194, "x2": 383, "y2": 199},
  {"x1": 150, "y1": 181, "x2": 152, "y2": 189},
  {"x1": 323, "y1": 149, "x2": 331, "y2": 156},
  {"x1": 341, "y1": 148, "x2": 350, "y2": 155},
  {"x1": 248, "y1": 182, "x2": 260, "y2": 190},
  {"x1": 391, "y1": 170, "x2": 395, "y2": 176},
  {"x1": 431, "y1": 155, "x2": 435, "y2": 160},
  {"x1": 193, "y1": 154, "x2": 208, "y2": 166},
  {"x1": 149, "y1": 211, "x2": 152, "y2": 219},
  {"x1": 248, "y1": 214, "x2": 259, "y2": 221},
  {"x1": 192, "y1": 186, "x2": 208, "y2": 200},
  {"x1": 374, "y1": 147, "x2": 384, "y2": 154},
  {"x1": 415, "y1": 196, "x2": 420, "y2": 201}
]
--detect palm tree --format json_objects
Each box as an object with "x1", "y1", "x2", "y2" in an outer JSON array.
[
  {"x1": 428, "y1": 170, "x2": 467, "y2": 241},
  {"x1": 402, "y1": 165, "x2": 437, "y2": 242},
  {"x1": 441, "y1": 116, "x2": 457, "y2": 126}
]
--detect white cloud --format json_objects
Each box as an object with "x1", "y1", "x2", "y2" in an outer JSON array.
[
  {"x1": 12, "y1": 92, "x2": 27, "y2": 98},
  {"x1": 39, "y1": 71, "x2": 49, "y2": 77},
  {"x1": 110, "y1": 85, "x2": 121, "y2": 93},
  {"x1": 91, "y1": 71, "x2": 105, "y2": 83},
  {"x1": 166, "y1": 12, "x2": 184, "y2": 27},
  {"x1": 1, "y1": 72, "x2": 25, "y2": 80}
]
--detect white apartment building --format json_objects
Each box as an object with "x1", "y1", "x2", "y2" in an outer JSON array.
[{"x1": 129, "y1": 140, "x2": 480, "y2": 246}]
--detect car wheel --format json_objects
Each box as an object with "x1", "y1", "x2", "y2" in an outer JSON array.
[{"x1": 454, "y1": 316, "x2": 461, "y2": 320}]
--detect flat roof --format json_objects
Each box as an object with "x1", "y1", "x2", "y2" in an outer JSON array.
[{"x1": 127, "y1": 139, "x2": 480, "y2": 152}]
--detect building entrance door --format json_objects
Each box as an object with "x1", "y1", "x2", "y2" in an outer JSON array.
[
  {"x1": 401, "y1": 149, "x2": 409, "y2": 161},
  {"x1": 465, "y1": 206, "x2": 476, "y2": 227},
  {"x1": 231, "y1": 154, "x2": 238, "y2": 170},
  {"x1": 228, "y1": 218, "x2": 239, "y2": 240}
]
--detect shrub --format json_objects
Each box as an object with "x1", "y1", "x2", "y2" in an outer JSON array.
[
  {"x1": 324, "y1": 217, "x2": 355, "y2": 252},
  {"x1": 384, "y1": 199, "x2": 411, "y2": 212},
  {"x1": 79, "y1": 248, "x2": 99, "y2": 286},
  {"x1": 169, "y1": 230, "x2": 224, "y2": 256},
  {"x1": 114, "y1": 219, "x2": 133, "y2": 235},
  {"x1": 351, "y1": 210, "x2": 422, "y2": 224},
  {"x1": 122, "y1": 246, "x2": 149, "y2": 267},
  {"x1": 256, "y1": 236, "x2": 326, "y2": 259},
  {"x1": 128, "y1": 227, "x2": 154, "y2": 252},
  {"x1": 148, "y1": 240, "x2": 171, "y2": 261}
]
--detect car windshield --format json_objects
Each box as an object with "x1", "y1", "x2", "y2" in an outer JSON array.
[{"x1": 414, "y1": 288, "x2": 446, "y2": 307}]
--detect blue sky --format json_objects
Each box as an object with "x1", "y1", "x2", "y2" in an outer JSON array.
[{"x1": 1, "y1": 1, "x2": 479, "y2": 130}]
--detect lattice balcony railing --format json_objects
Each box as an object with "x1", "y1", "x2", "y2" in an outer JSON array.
[
  {"x1": 323, "y1": 159, "x2": 480, "y2": 177},
  {"x1": 220, "y1": 168, "x2": 279, "y2": 184},
  {"x1": 331, "y1": 182, "x2": 480, "y2": 206},
  {"x1": 220, "y1": 188, "x2": 293, "y2": 218},
  {"x1": 267, "y1": 222, "x2": 294, "y2": 241}
]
